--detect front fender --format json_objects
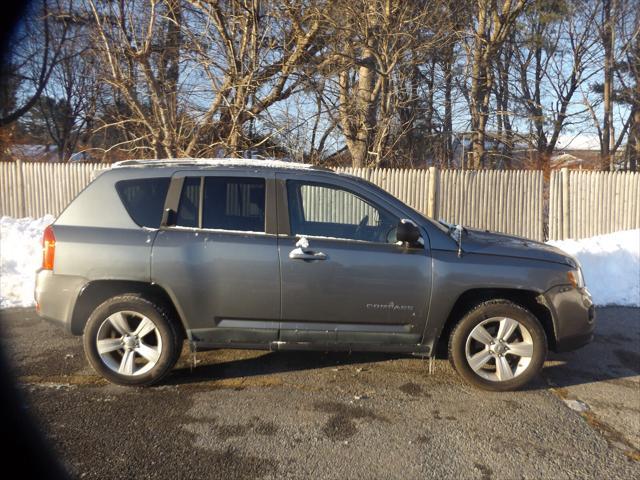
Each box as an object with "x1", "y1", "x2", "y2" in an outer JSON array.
[{"x1": 421, "y1": 250, "x2": 570, "y2": 350}]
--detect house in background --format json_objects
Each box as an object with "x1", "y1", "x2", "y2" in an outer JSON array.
[
  {"x1": 5, "y1": 144, "x2": 96, "y2": 163},
  {"x1": 8, "y1": 144, "x2": 60, "y2": 163},
  {"x1": 448, "y1": 132, "x2": 625, "y2": 170},
  {"x1": 551, "y1": 134, "x2": 603, "y2": 170}
]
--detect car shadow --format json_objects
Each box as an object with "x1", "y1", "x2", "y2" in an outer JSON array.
[
  {"x1": 165, "y1": 307, "x2": 640, "y2": 390},
  {"x1": 541, "y1": 346, "x2": 640, "y2": 389},
  {"x1": 163, "y1": 338, "x2": 640, "y2": 391},
  {"x1": 165, "y1": 350, "x2": 409, "y2": 386}
]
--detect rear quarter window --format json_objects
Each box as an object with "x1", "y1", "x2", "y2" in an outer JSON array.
[{"x1": 115, "y1": 177, "x2": 170, "y2": 228}]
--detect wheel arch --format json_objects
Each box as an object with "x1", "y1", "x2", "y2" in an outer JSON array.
[
  {"x1": 435, "y1": 288, "x2": 556, "y2": 357},
  {"x1": 71, "y1": 280, "x2": 187, "y2": 339}
]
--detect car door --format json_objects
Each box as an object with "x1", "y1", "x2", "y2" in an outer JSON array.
[
  {"x1": 276, "y1": 174, "x2": 432, "y2": 348},
  {"x1": 151, "y1": 170, "x2": 280, "y2": 346}
]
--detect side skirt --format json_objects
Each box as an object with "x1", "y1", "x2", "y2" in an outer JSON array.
[{"x1": 190, "y1": 339, "x2": 431, "y2": 356}]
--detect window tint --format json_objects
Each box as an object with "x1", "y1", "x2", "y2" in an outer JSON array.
[
  {"x1": 202, "y1": 177, "x2": 265, "y2": 232},
  {"x1": 287, "y1": 180, "x2": 399, "y2": 243},
  {"x1": 176, "y1": 177, "x2": 200, "y2": 228},
  {"x1": 115, "y1": 177, "x2": 170, "y2": 228}
]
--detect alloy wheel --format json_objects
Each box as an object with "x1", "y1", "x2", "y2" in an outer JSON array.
[
  {"x1": 464, "y1": 316, "x2": 534, "y2": 382},
  {"x1": 95, "y1": 311, "x2": 163, "y2": 376}
]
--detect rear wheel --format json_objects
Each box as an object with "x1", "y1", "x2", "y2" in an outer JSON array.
[
  {"x1": 448, "y1": 300, "x2": 547, "y2": 391},
  {"x1": 83, "y1": 295, "x2": 182, "y2": 387}
]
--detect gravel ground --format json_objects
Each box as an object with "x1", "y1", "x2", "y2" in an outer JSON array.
[{"x1": 0, "y1": 307, "x2": 638, "y2": 480}]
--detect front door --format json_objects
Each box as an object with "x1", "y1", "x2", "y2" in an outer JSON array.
[
  {"x1": 152, "y1": 171, "x2": 280, "y2": 346},
  {"x1": 277, "y1": 176, "x2": 432, "y2": 347}
]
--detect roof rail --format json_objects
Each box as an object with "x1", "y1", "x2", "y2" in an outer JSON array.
[{"x1": 112, "y1": 157, "x2": 331, "y2": 171}]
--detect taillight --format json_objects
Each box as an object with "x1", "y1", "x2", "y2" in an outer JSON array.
[{"x1": 42, "y1": 225, "x2": 56, "y2": 270}]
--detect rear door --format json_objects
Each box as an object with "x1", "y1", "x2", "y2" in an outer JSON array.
[
  {"x1": 276, "y1": 174, "x2": 432, "y2": 348},
  {"x1": 151, "y1": 170, "x2": 280, "y2": 346}
]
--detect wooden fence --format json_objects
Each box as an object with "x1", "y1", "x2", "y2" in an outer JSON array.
[
  {"x1": 0, "y1": 161, "x2": 103, "y2": 219},
  {"x1": 336, "y1": 167, "x2": 546, "y2": 240},
  {"x1": 1, "y1": 161, "x2": 638, "y2": 241},
  {"x1": 549, "y1": 169, "x2": 640, "y2": 240}
]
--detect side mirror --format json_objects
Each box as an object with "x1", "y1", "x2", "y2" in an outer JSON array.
[
  {"x1": 161, "y1": 208, "x2": 176, "y2": 227},
  {"x1": 396, "y1": 219, "x2": 421, "y2": 245}
]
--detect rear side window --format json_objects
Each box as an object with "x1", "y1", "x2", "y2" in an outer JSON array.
[
  {"x1": 115, "y1": 178, "x2": 170, "y2": 228},
  {"x1": 176, "y1": 177, "x2": 201, "y2": 228},
  {"x1": 203, "y1": 177, "x2": 265, "y2": 232}
]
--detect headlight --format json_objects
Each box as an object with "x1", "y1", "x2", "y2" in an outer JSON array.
[{"x1": 567, "y1": 269, "x2": 585, "y2": 289}]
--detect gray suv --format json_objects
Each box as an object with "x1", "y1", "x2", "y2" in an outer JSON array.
[{"x1": 35, "y1": 159, "x2": 595, "y2": 391}]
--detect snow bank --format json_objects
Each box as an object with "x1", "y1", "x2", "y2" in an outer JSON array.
[
  {"x1": 0, "y1": 216, "x2": 638, "y2": 309},
  {"x1": 1, "y1": 215, "x2": 54, "y2": 308},
  {"x1": 548, "y1": 230, "x2": 640, "y2": 307}
]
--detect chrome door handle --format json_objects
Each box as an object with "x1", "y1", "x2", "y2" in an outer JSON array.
[{"x1": 289, "y1": 248, "x2": 327, "y2": 261}]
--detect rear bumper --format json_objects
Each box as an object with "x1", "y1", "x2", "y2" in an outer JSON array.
[
  {"x1": 542, "y1": 285, "x2": 595, "y2": 353},
  {"x1": 35, "y1": 269, "x2": 85, "y2": 335}
]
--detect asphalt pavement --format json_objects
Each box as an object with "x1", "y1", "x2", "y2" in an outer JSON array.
[{"x1": 0, "y1": 307, "x2": 638, "y2": 479}]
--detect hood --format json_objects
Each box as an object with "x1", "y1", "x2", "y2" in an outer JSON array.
[{"x1": 460, "y1": 228, "x2": 575, "y2": 267}]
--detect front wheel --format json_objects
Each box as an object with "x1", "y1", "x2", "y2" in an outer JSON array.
[
  {"x1": 83, "y1": 295, "x2": 182, "y2": 387},
  {"x1": 448, "y1": 300, "x2": 547, "y2": 391}
]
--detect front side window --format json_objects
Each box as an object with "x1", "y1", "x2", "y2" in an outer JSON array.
[{"x1": 286, "y1": 180, "x2": 399, "y2": 243}]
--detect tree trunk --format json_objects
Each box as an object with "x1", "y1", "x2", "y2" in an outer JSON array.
[
  {"x1": 470, "y1": 43, "x2": 488, "y2": 169},
  {"x1": 629, "y1": 106, "x2": 639, "y2": 171},
  {"x1": 629, "y1": 9, "x2": 640, "y2": 172},
  {"x1": 470, "y1": 57, "x2": 490, "y2": 171},
  {"x1": 601, "y1": 0, "x2": 615, "y2": 170},
  {"x1": 354, "y1": 45, "x2": 377, "y2": 167},
  {"x1": 443, "y1": 55, "x2": 453, "y2": 167},
  {"x1": 339, "y1": 43, "x2": 378, "y2": 168},
  {"x1": 164, "y1": 0, "x2": 181, "y2": 157}
]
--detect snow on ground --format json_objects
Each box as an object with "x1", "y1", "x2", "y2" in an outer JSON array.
[
  {"x1": 548, "y1": 229, "x2": 640, "y2": 307},
  {"x1": 0, "y1": 216, "x2": 638, "y2": 308},
  {"x1": 1, "y1": 215, "x2": 54, "y2": 308}
]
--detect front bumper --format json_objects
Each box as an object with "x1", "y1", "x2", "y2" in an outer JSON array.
[{"x1": 542, "y1": 285, "x2": 595, "y2": 352}]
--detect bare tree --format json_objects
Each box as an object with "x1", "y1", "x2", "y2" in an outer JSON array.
[
  {"x1": 465, "y1": 0, "x2": 529, "y2": 169},
  {"x1": 22, "y1": 5, "x2": 101, "y2": 162},
  {"x1": 583, "y1": 0, "x2": 637, "y2": 170},
  {"x1": 600, "y1": 0, "x2": 616, "y2": 169},
  {"x1": 87, "y1": 0, "x2": 186, "y2": 158},
  {"x1": 4, "y1": 0, "x2": 634, "y2": 169},
  {"x1": 626, "y1": 9, "x2": 640, "y2": 171},
  {"x1": 492, "y1": 34, "x2": 515, "y2": 167},
  {"x1": 512, "y1": 0, "x2": 600, "y2": 171},
  {"x1": 0, "y1": 0, "x2": 70, "y2": 127},
  {"x1": 87, "y1": 0, "x2": 334, "y2": 158},
  {"x1": 616, "y1": 0, "x2": 639, "y2": 171},
  {"x1": 186, "y1": 0, "x2": 334, "y2": 156},
  {"x1": 320, "y1": 0, "x2": 449, "y2": 167}
]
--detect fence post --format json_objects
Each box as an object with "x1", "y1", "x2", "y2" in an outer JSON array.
[
  {"x1": 16, "y1": 159, "x2": 26, "y2": 218},
  {"x1": 561, "y1": 167, "x2": 570, "y2": 240},
  {"x1": 428, "y1": 166, "x2": 438, "y2": 219}
]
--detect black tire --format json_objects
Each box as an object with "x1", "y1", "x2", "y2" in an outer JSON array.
[
  {"x1": 448, "y1": 299, "x2": 547, "y2": 392},
  {"x1": 83, "y1": 294, "x2": 182, "y2": 387}
]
